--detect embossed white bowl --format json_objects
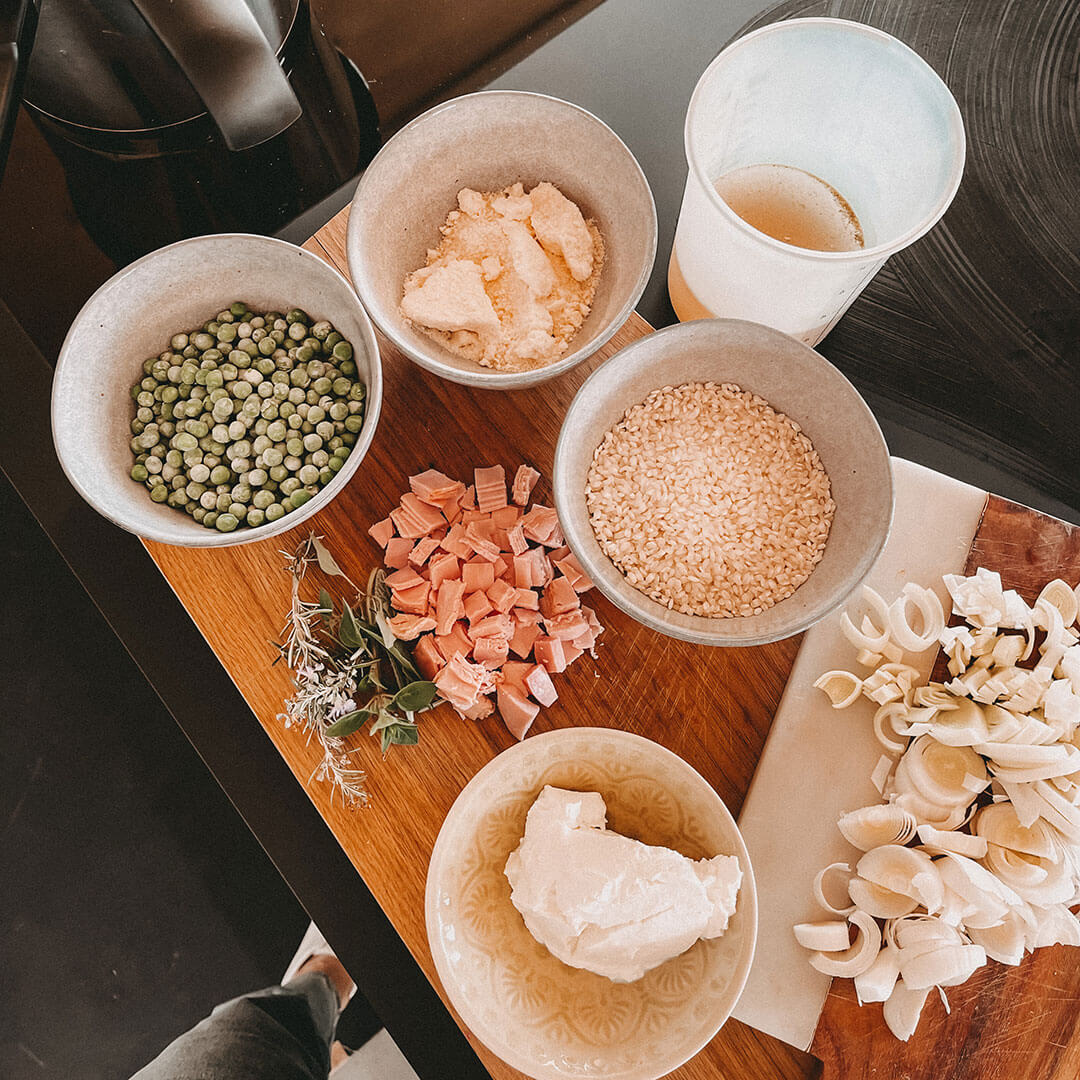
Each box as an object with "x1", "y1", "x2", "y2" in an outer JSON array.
[{"x1": 425, "y1": 728, "x2": 757, "y2": 1080}]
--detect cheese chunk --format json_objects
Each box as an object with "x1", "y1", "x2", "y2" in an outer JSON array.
[
  {"x1": 401, "y1": 259, "x2": 500, "y2": 335},
  {"x1": 528, "y1": 181, "x2": 595, "y2": 281},
  {"x1": 504, "y1": 785, "x2": 742, "y2": 981}
]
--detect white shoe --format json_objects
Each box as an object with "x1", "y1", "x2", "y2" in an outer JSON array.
[{"x1": 282, "y1": 920, "x2": 357, "y2": 1003}]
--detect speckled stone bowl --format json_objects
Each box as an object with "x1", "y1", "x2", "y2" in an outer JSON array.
[
  {"x1": 426, "y1": 728, "x2": 757, "y2": 1080},
  {"x1": 346, "y1": 90, "x2": 657, "y2": 388},
  {"x1": 52, "y1": 234, "x2": 382, "y2": 548},
  {"x1": 553, "y1": 319, "x2": 893, "y2": 646}
]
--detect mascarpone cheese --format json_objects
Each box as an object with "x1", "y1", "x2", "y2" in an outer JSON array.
[{"x1": 504, "y1": 785, "x2": 742, "y2": 981}]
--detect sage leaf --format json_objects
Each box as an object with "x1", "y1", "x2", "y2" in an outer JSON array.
[
  {"x1": 339, "y1": 603, "x2": 363, "y2": 648},
  {"x1": 324, "y1": 707, "x2": 373, "y2": 738},
  {"x1": 394, "y1": 680, "x2": 437, "y2": 713},
  {"x1": 312, "y1": 536, "x2": 345, "y2": 578},
  {"x1": 387, "y1": 722, "x2": 419, "y2": 747}
]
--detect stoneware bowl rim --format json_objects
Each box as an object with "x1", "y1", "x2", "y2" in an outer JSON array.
[
  {"x1": 346, "y1": 89, "x2": 657, "y2": 389},
  {"x1": 51, "y1": 232, "x2": 383, "y2": 548},
  {"x1": 553, "y1": 318, "x2": 893, "y2": 646},
  {"x1": 425, "y1": 727, "x2": 758, "y2": 1079}
]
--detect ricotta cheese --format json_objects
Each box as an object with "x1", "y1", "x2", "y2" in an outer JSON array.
[{"x1": 504, "y1": 785, "x2": 742, "y2": 982}]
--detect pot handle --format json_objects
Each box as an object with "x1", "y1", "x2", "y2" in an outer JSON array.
[{"x1": 130, "y1": 0, "x2": 302, "y2": 151}]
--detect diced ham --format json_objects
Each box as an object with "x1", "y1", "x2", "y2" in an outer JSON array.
[
  {"x1": 474, "y1": 464, "x2": 507, "y2": 512},
  {"x1": 499, "y1": 662, "x2": 533, "y2": 694},
  {"x1": 413, "y1": 635, "x2": 445, "y2": 680},
  {"x1": 440, "y1": 493, "x2": 464, "y2": 525},
  {"x1": 525, "y1": 664, "x2": 558, "y2": 707},
  {"x1": 520, "y1": 504, "x2": 559, "y2": 543},
  {"x1": 400, "y1": 492, "x2": 445, "y2": 534},
  {"x1": 469, "y1": 613, "x2": 513, "y2": 640},
  {"x1": 514, "y1": 588, "x2": 540, "y2": 611},
  {"x1": 460, "y1": 695, "x2": 496, "y2": 720},
  {"x1": 508, "y1": 620, "x2": 542, "y2": 659},
  {"x1": 385, "y1": 567, "x2": 423, "y2": 590},
  {"x1": 464, "y1": 590, "x2": 494, "y2": 624},
  {"x1": 390, "y1": 507, "x2": 429, "y2": 540},
  {"x1": 464, "y1": 523, "x2": 501, "y2": 562},
  {"x1": 487, "y1": 577, "x2": 517, "y2": 614},
  {"x1": 543, "y1": 610, "x2": 590, "y2": 641},
  {"x1": 408, "y1": 536, "x2": 441, "y2": 568},
  {"x1": 387, "y1": 613, "x2": 437, "y2": 640},
  {"x1": 368, "y1": 517, "x2": 394, "y2": 548},
  {"x1": 514, "y1": 553, "x2": 536, "y2": 589},
  {"x1": 434, "y1": 620, "x2": 473, "y2": 662},
  {"x1": 506, "y1": 523, "x2": 529, "y2": 556},
  {"x1": 473, "y1": 636, "x2": 509, "y2": 669},
  {"x1": 490, "y1": 505, "x2": 521, "y2": 529},
  {"x1": 497, "y1": 683, "x2": 539, "y2": 740},
  {"x1": 378, "y1": 462, "x2": 604, "y2": 743},
  {"x1": 540, "y1": 523, "x2": 565, "y2": 549},
  {"x1": 429, "y1": 553, "x2": 460, "y2": 589},
  {"x1": 561, "y1": 641, "x2": 584, "y2": 665},
  {"x1": 410, "y1": 468, "x2": 460, "y2": 504},
  {"x1": 553, "y1": 551, "x2": 594, "y2": 592},
  {"x1": 462, "y1": 560, "x2": 496, "y2": 593},
  {"x1": 392, "y1": 581, "x2": 430, "y2": 615},
  {"x1": 533, "y1": 636, "x2": 567, "y2": 674},
  {"x1": 440, "y1": 523, "x2": 473, "y2": 560},
  {"x1": 539, "y1": 576, "x2": 580, "y2": 618},
  {"x1": 435, "y1": 579, "x2": 466, "y2": 636},
  {"x1": 511, "y1": 464, "x2": 541, "y2": 507},
  {"x1": 434, "y1": 652, "x2": 492, "y2": 711},
  {"x1": 384, "y1": 537, "x2": 413, "y2": 569}
]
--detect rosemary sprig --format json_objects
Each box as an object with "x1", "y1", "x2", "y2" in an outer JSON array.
[{"x1": 276, "y1": 534, "x2": 439, "y2": 807}]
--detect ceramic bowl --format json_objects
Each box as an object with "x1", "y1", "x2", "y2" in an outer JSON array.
[
  {"x1": 425, "y1": 727, "x2": 756, "y2": 1080},
  {"x1": 346, "y1": 90, "x2": 657, "y2": 388},
  {"x1": 553, "y1": 319, "x2": 893, "y2": 646},
  {"x1": 52, "y1": 234, "x2": 382, "y2": 548}
]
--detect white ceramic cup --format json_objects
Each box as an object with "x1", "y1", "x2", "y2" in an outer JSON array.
[{"x1": 668, "y1": 18, "x2": 965, "y2": 345}]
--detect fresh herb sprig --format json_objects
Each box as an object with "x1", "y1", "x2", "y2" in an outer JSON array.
[{"x1": 276, "y1": 534, "x2": 439, "y2": 806}]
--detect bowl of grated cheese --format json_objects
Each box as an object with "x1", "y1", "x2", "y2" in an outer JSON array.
[{"x1": 346, "y1": 90, "x2": 657, "y2": 388}]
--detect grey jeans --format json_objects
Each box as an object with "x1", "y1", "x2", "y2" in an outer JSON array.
[{"x1": 131, "y1": 972, "x2": 338, "y2": 1080}]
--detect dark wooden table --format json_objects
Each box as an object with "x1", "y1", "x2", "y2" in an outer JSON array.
[{"x1": 2, "y1": 2, "x2": 1078, "y2": 1078}]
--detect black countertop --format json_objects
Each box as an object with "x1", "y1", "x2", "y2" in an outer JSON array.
[{"x1": 3, "y1": 1, "x2": 1078, "y2": 1078}]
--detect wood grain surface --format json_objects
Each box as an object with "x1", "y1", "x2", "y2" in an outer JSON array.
[
  {"x1": 812, "y1": 493, "x2": 1080, "y2": 1079},
  {"x1": 142, "y1": 205, "x2": 816, "y2": 1080},
  {"x1": 744, "y1": 0, "x2": 1080, "y2": 512}
]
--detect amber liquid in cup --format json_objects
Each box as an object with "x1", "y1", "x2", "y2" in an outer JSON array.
[{"x1": 669, "y1": 164, "x2": 865, "y2": 321}]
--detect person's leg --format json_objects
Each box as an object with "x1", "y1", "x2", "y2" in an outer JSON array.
[{"x1": 131, "y1": 950, "x2": 352, "y2": 1080}]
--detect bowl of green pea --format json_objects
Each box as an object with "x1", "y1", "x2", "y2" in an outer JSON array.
[{"x1": 51, "y1": 234, "x2": 382, "y2": 546}]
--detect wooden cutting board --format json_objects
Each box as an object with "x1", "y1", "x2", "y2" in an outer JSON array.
[{"x1": 142, "y1": 205, "x2": 1079, "y2": 1080}]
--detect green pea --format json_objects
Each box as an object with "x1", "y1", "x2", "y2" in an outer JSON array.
[
  {"x1": 216, "y1": 323, "x2": 237, "y2": 344},
  {"x1": 311, "y1": 320, "x2": 332, "y2": 340},
  {"x1": 289, "y1": 489, "x2": 313, "y2": 510},
  {"x1": 173, "y1": 432, "x2": 198, "y2": 451},
  {"x1": 246, "y1": 507, "x2": 266, "y2": 528},
  {"x1": 215, "y1": 513, "x2": 239, "y2": 533},
  {"x1": 331, "y1": 377, "x2": 352, "y2": 396},
  {"x1": 204, "y1": 370, "x2": 224, "y2": 390},
  {"x1": 186, "y1": 481, "x2": 206, "y2": 500},
  {"x1": 192, "y1": 507, "x2": 207, "y2": 523},
  {"x1": 307, "y1": 405, "x2": 326, "y2": 424},
  {"x1": 303, "y1": 433, "x2": 322, "y2": 452},
  {"x1": 265, "y1": 502, "x2": 285, "y2": 522},
  {"x1": 289, "y1": 368, "x2": 310, "y2": 388},
  {"x1": 131, "y1": 463, "x2": 149, "y2": 482},
  {"x1": 328, "y1": 402, "x2": 348, "y2": 422},
  {"x1": 348, "y1": 384, "x2": 365, "y2": 402},
  {"x1": 234, "y1": 381, "x2": 252, "y2": 399},
  {"x1": 298, "y1": 464, "x2": 320, "y2": 485},
  {"x1": 319, "y1": 467, "x2": 333, "y2": 485},
  {"x1": 315, "y1": 422, "x2": 333, "y2": 442},
  {"x1": 339, "y1": 359, "x2": 357, "y2": 377},
  {"x1": 328, "y1": 456, "x2": 344, "y2": 473},
  {"x1": 269, "y1": 464, "x2": 288, "y2": 482},
  {"x1": 310, "y1": 450, "x2": 330, "y2": 468},
  {"x1": 209, "y1": 465, "x2": 231, "y2": 485},
  {"x1": 325, "y1": 331, "x2": 342, "y2": 349},
  {"x1": 344, "y1": 415, "x2": 364, "y2": 434},
  {"x1": 212, "y1": 399, "x2": 233, "y2": 422},
  {"x1": 228, "y1": 502, "x2": 247, "y2": 519},
  {"x1": 287, "y1": 413, "x2": 303, "y2": 431},
  {"x1": 145, "y1": 456, "x2": 163, "y2": 474},
  {"x1": 149, "y1": 485, "x2": 169, "y2": 503},
  {"x1": 280, "y1": 476, "x2": 301, "y2": 496},
  {"x1": 287, "y1": 321, "x2": 307, "y2": 341}
]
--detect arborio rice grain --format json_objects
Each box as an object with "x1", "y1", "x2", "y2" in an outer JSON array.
[{"x1": 585, "y1": 381, "x2": 835, "y2": 618}]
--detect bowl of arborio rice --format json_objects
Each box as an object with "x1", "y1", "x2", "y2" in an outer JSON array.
[{"x1": 553, "y1": 319, "x2": 893, "y2": 646}]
